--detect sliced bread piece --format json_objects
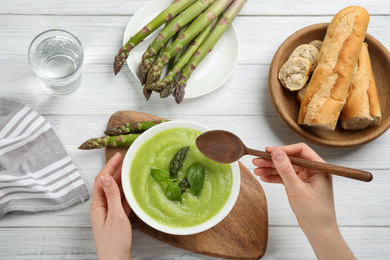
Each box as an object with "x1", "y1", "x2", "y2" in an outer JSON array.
[
  {"x1": 278, "y1": 57, "x2": 311, "y2": 91},
  {"x1": 310, "y1": 40, "x2": 323, "y2": 51},
  {"x1": 289, "y1": 44, "x2": 319, "y2": 72}
]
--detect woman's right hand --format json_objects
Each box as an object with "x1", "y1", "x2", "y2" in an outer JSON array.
[
  {"x1": 253, "y1": 143, "x2": 335, "y2": 231},
  {"x1": 253, "y1": 143, "x2": 355, "y2": 260}
]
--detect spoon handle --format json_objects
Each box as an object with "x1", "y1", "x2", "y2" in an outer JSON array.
[{"x1": 248, "y1": 149, "x2": 373, "y2": 182}]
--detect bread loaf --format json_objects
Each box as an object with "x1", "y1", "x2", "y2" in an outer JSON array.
[
  {"x1": 297, "y1": 84, "x2": 307, "y2": 103},
  {"x1": 340, "y1": 43, "x2": 381, "y2": 130},
  {"x1": 298, "y1": 6, "x2": 370, "y2": 130}
]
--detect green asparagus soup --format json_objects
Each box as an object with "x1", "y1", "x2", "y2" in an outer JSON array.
[{"x1": 130, "y1": 127, "x2": 233, "y2": 228}]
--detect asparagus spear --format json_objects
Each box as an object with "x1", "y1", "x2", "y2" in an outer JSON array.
[
  {"x1": 159, "y1": 76, "x2": 177, "y2": 98},
  {"x1": 142, "y1": 33, "x2": 171, "y2": 99},
  {"x1": 178, "y1": 178, "x2": 190, "y2": 194},
  {"x1": 113, "y1": 0, "x2": 198, "y2": 75},
  {"x1": 139, "y1": 23, "x2": 189, "y2": 87},
  {"x1": 139, "y1": 0, "x2": 214, "y2": 79},
  {"x1": 145, "y1": 0, "x2": 233, "y2": 87},
  {"x1": 167, "y1": 25, "x2": 190, "y2": 72},
  {"x1": 169, "y1": 146, "x2": 189, "y2": 179},
  {"x1": 148, "y1": 18, "x2": 218, "y2": 94},
  {"x1": 174, "y1": 0, "x2": 247, "y2": 104},
  {"x1": 138, "y1": 21, "x2": 173, "y2": 86},
  {"x1": 78, "y1": 134, "x2": 141, "y2": 150},
  {"x1": 143, "y1": 85, "x2": 153, "y2": 101},
  {"x1": 104, "y1": 120, "x2": 166, "y2": 136}
]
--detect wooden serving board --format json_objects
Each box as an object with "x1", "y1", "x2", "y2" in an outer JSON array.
[{"x1": 105, "y1": 111, "x2": 268, "y2": 260}]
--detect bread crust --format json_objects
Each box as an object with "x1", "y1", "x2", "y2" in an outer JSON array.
[
  {"x1": 298, "y1": 6, "x2": 370, "y2": 130},
  {"x1": 340, "y1": 43, "x2": 381, "y2": 129}
]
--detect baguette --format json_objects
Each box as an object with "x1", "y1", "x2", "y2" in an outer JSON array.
[
  {"x1": 340, "y1": 43, "x2": 381, "y2": 130},
  {"x1": 298, "y1": 6, "x2": 370, "y2": 130}
]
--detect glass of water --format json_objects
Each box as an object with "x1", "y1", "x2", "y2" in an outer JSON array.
[{"x1": 28, "y1": 29, "x2": 84, "y2": 96}]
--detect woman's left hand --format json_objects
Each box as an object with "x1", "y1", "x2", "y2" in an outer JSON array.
[{"x1": 89, "y1": 152, "x2": 132, "y2": 260}]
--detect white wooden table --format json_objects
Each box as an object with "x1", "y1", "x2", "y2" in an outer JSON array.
[{"x1": 1, "y1": 0, "x2": 390, "y2": 259}]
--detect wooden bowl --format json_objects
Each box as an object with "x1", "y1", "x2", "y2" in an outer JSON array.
[{"x1": 269, "y1": 23, "x2": 390, "y2": 148}]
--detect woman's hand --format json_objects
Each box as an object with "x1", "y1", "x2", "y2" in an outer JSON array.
[
  {"x1": 90, "y1": 152, "x2": 132, "y2": 260},
  {"x1": 253, "y1": 143, "x2": 355, "y2": 260},
  {"x1": 253, "y1": 143, "x2": 335, "y2": 230}
]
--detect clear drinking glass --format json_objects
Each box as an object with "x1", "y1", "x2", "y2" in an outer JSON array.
[{"x1": 28, "y1": 29, "x2": 84, "y2": 96}]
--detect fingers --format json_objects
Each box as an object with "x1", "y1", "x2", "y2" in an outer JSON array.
[
  {"x1": 91, "y1": 153, "x2": 123, "y2": 204},
  {"x1": 253, "y1": 158, "x2": 304, "y2": 173},
  {"x1": 90, "y1": 152, "x2": 123, "y2": 224},
  {"x1": 100, "y1": 174, "x2": 124, "y2": 217},
  {"x1": 266, "y1": 143, "x2": 325, "y2": 163},
  {"x1": 270, "y1": 147, "x2": 304, "y2": 190},
  {"x1": 259, "y1": 175, "x2": 283, "y2": 184},
  {"x1": 110, "y1": 154, "x2": 123, "y2": 187},
  {"x1": 99, "y1": 152, "x2": 123, "y2": 179}
]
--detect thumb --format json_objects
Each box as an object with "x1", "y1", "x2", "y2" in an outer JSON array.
[
  {"x1": 100, "y1": 174, "x2": 123, "y2": 214},
  {"x1": 271, "y1": 147, "x2": 303, "y2": 190}
]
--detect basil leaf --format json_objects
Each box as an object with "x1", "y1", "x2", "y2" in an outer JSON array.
[
  {"x1": 165, "y1": 181, "x2": 182, "y2": 202},
  {"x1": 186, "y1": 162, "x2": 206, "y2": 196},
  {"x1": 150, "y1": 169, "x2": 170, "y2": 182},
  {"x1": 169, "y1": 146, "x2": 189, "y2": 179}
]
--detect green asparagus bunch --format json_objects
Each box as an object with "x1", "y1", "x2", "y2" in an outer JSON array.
[
  {"x1": 145, "y1": 0, "x2": 233, "y2": 88},
  {"x1": 114, "y1": 0, "x2": 198, "y2": 75},
  {"x1": 114, "y1": 0, "x2": 247, "y2": 104},
  {"x1": 137, "y1": 0, "x2": 213, "y2": 83},
  {"x1": 174, "y1": 0, "x2": 247, "y2": 103},
  {"x1": 79, "y1": 120, "x2": 165, "y2": 150},
  {"x1": 148, "y1": 18, "x2": 218, "y2": 95}
]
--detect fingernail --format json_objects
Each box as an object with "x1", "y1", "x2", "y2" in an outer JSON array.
[
  {"x1": 272, "y1": 147, "x2": 284, "y2": 161},
  {"x1": 101, "y1": 174, "x2": 112, "y2": 186}
]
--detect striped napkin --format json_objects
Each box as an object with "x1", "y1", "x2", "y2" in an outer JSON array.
[{"x1": 0, "y1": 98, "x2": 89, "y2": 218}]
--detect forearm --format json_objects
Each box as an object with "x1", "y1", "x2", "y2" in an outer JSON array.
[{"x1": 303, "y1": 224, "x2": 355, "y2": 260}]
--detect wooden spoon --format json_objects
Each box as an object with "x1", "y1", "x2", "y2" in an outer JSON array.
[{"x1": 196, "y1": 130, "x2": 373, "y2": 182}]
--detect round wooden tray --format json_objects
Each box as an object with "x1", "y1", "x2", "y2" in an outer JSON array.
[{"x1": 269, "y1": 23, "x2": 390, "y2": 148}]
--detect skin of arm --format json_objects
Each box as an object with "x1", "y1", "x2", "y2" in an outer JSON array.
[
  {"x1": 253, "y1": 143, "x2": 355, "y2": 260},
  {"x1": 89, "y1": 152, "x2": 132, "y2": 260}
]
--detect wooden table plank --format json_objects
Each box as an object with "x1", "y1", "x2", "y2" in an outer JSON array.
[
  {"x1": 1, "y1": 0, "x2": 390, "y2": 16},
  {"x1": 0, "y1": 227, "x2": 389, "y2": 259},
  {"x1": 0, "y1": 16, "x2": 389, "y2": 65}
]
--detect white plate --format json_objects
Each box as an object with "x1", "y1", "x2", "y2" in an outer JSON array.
[{"x1": 123, "y1": 0, "x2": 239, "y2": 99}]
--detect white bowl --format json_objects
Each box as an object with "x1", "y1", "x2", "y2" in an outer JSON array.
[{"x1": 121, "y1": 121, "x2": 240, "y2": 235}]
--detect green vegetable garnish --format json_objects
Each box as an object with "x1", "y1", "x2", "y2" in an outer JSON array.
[
  {"x1": 150, "y1": 169, "x2": 170, "y2": 182},
  {"x1": 178, "y1": 178, "x2": 190, "y2": 194},
  {"x1": 165, "y1": 181, "x2": 182, "y2": 202},
  {"x1": 169, "y1": 146, "x2": 189, "y2": 179},
  {"x1": 186, "y1": 162, "x2": 206, "y2": 196}
]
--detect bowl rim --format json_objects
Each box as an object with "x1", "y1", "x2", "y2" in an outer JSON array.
[
  {"x1": 268, "y1": 22, "x2": 390, "y2": 148},
  {"x1": 121, "y1": 120, "x2": 241, "y2": 235}
]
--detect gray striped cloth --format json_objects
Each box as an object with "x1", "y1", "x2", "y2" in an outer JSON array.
[{"x1": 0, "y1": 98, "x2": 89, "y2": 218}]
